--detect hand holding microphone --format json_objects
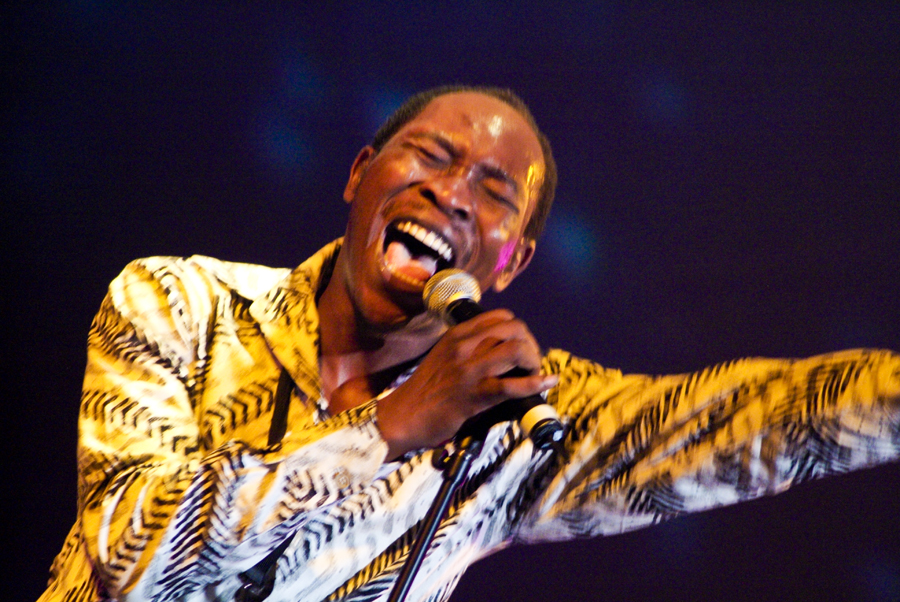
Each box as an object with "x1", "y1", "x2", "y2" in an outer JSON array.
[{"x1": 424, "y1": 269, "x2": 565, "y2": 451}]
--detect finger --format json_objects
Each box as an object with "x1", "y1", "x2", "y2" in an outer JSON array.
[
  {"x1": 475, "y1": 372, "x2": 559, "y2": 404},
  {"x1": 447, "y1": 308, "x2": 516, "y2": 338},
  {"x1": 454, "y1": 318, "x2": 541, "y2": 361},
  {"x1": 469, "y1": 337, "x2": 543, "y2": 376}
]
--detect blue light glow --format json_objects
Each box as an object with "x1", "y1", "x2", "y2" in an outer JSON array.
[
  {"x1": 366, "y1": 86, "x2": 411, "y2": 137},
  {"x1": 640, "y1": 75, "x2": 688, "y2": 124},
  {"x1": 543, "y1": 209, "x2": 605, "y2": 282}
]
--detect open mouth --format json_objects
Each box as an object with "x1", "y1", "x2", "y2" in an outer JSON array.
[{"x1": 382, "y1": 220, "x2": 455, "y2": 288}]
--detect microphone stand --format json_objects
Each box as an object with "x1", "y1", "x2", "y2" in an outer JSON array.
[{"x1": 386, "y1": 415, "x2": 494, "y2": 602}]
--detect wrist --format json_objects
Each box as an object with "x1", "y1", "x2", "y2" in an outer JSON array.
[{"x1": 374, "y1": 392, "x2": 418, "y2": 460}]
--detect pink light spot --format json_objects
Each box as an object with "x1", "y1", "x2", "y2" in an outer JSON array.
[{"x1": 494, "y1": 241, "x2": 516, "y2": 273}]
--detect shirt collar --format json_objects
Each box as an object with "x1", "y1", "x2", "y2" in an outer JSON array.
[{"x1": 249, "y1": 238, "x2": 342, "y2": 402}]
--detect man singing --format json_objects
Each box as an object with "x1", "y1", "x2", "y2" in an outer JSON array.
[{"x1": 40, "y1": 86, "x2": 900, "y2": 602}]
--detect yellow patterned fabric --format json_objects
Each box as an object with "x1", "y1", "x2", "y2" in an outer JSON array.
[{"x1": 40, "y1": 240, "x2": 900, "y2": 602}]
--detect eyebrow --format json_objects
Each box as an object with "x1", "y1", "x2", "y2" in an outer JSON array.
[{"x1": 410, "y1": 131, "x2": 520, "y2": 195}]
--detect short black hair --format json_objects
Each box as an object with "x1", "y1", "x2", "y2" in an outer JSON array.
[{"x1": 371, "y1": 85, "x2": 557, "y2": 241}]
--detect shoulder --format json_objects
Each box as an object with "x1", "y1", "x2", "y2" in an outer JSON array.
[
  {"x1": 111, "y1": 255, "x2": 291, "y2": 305},
  {"x1": 101, "y1": 256, "x2": 291, "y2": 352},
  {"x1": 180, "y1": 255, "x2": 291, "y2": 300}
]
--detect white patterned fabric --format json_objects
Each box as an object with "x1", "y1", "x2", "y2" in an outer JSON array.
[{"x1": 40, "y1": 240, "x2": 900, "y2": 602}]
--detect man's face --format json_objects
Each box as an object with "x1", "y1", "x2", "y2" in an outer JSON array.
[{"x1": 341, "y1": 92, "x2": 545, "y2": 329}]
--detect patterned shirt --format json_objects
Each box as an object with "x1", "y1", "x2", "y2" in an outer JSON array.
[{"x1": 40, "y1": 240, "x2": 900, "y2": 602}]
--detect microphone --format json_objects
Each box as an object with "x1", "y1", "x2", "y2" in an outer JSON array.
[{"x1": 423, "y1": 269, "x2": 565, "y2": 451}]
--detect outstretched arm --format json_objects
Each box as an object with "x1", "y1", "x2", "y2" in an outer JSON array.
[{"x1": 516, "y1": 348, "x2": 900, "y2": 542}]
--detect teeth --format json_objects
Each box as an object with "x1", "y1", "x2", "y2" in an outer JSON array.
[{"x1": 395, "y1": 221, "x2": 453, "y2": 263}]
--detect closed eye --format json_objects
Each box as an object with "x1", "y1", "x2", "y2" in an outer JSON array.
[
  {"x1": 478, "y1": 165, "x2": 519, "y2": 210},
  {"x1": 483, "y1": 186, "x2": 519, "y2": 212},
  {"x1": 404, "y1": 134, "x2": 455, "y2": 166},
  {"x1": 417, "y1": 145, "x2": 447, "y2": 164}
]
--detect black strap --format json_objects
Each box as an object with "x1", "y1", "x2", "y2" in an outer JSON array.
[
  {"x1": 267, "y1": 367, "x2": 294, "y2": 446},
  {"x1": 236, "y1": 367, "x2": 294, "y2": 601}
]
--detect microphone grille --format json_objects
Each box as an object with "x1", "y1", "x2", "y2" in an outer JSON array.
[{"x1": 423, "y1": 269, "x2": 482, "y2": 316}]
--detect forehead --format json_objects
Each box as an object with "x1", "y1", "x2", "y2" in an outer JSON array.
[{"x1": 396, "y1": 92, "x2": 544, "y2": 177}]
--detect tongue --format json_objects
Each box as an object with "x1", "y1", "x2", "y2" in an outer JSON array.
[{"x1": 385, "y1": 241, "x2": 437, "y2": 282}]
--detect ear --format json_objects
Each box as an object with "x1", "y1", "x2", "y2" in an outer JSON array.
[
  {"x1": 491, "y1": 237, "x2": 536, "y2": 293},
  {"x1": 343, "y1": 146, "x2": 376, "y2": 203}
]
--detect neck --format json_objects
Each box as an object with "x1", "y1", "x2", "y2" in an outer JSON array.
[{"x1": 317, "y1": 253, "x2": 444, "y2": 413}]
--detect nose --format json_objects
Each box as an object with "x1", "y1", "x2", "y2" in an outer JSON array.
[{"x1": 420, "y1": 174, "x2": 473, "y2": 222}]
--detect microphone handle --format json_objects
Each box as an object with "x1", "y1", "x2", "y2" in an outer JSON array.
[{"x1": 444, "y1": 297, "x2": 483, "y2": 325}]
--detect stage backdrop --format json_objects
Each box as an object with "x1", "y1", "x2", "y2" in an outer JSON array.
[{"x1": 8, "y1": 4, "x2": 899, "y2": 601}]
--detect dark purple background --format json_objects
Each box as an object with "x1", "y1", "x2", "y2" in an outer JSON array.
[{"x1": 7, "y1": 4, "x2": 899, "y2": 601}]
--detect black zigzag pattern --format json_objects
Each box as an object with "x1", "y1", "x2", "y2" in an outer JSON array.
[
  {"x1": 89, "y1": 266, "x2": 192, "y2": 385},
  {"x1": 152, "y1": 442, "x2": 248, "y2": 600},
  {"x1": 324, "y1": 426, "x2": 530, "y2": 602},
  {"x1": 294, "y1": 458, "x2": 423, "y2": 600},
  {"x1": 60, "y1": 577, "x2": 106, "y2": 602},
  {"x1": 200, "y1": 376, "x2": 279, "y2": 449},
  {"x1": 81, "y1": 389, "x2": 199, "y2": 456}
]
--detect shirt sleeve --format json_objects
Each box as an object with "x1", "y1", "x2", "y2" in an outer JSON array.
[
  {"x1": 515, "y1": 348, "x2": 900, "y2": 543},
  {"x1": 74, "y1": 258, "x2": 390, "y2": 600}
]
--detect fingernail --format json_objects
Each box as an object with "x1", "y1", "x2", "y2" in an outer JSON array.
[{"x1": 542, "y1": 374, "x2": 559, "y2": 389}]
